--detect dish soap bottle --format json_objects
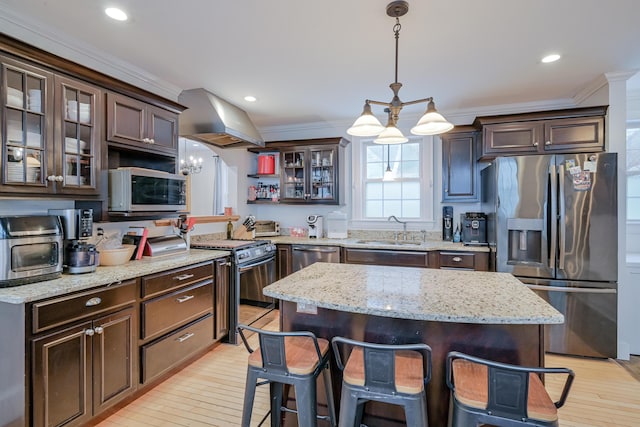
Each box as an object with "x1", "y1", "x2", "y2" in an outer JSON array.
[
  {"x1": 453, "y1": 225, "x2": 461, "y2": 243},
  {"x1": 226, "y1": 220, "x2": 233, "y2": 240}
]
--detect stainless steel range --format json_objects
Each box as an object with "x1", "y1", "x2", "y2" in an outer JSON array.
[{"x1": 191, "y1": 239, "x2": 276, "y2": 344}]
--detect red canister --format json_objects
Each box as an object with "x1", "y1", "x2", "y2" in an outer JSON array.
[{"x1": 257, "y1": 155, "x2": 275, "y2": 174}]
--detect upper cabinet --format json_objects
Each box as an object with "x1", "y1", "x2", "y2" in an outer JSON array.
[
  {"x1": 106, "y1": 92, "x2": 178, "y2": 156},
  {"x1": 475, "y1": 106, "x2": 607, "y2": 159},
  {"x1": 248, "y1": 137, "x2": 348, "y2": 205},
  {"x1": 1, "y1": 55, "x2": 101, "y2": 196},
  {"x1": 441, "y1": 126, "x2": 480, "y2": 202}
]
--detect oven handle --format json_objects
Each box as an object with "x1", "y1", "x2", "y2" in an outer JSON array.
[{"x1": 237, "y1": 256, "x2": 276, "y2": 273}]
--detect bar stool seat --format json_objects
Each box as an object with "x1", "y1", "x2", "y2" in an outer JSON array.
[
  {"x1": 238, "y1": 324, "x2": 337, "y2": 427},
  {"x1": 332, "y1": 337, "x2": 432, "y2": 427},
  {"x1": 446, "y1": 351, "x2": 575, "y2": 427}
]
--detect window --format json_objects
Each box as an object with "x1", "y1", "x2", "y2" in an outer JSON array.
[
  {"x1": 628, "y1": 121, "x2": 640, "y2": 221},
  {"x1": 352, "y1": 137, "x2": 434, "y2": 223}
]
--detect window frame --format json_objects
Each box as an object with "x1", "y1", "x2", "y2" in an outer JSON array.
[
  {"x1": 350, "y1": 135, "x2": 436, "y2": 229},
  {"x1": 627, "y1": 120, "x2": 640, "y2": 222}
]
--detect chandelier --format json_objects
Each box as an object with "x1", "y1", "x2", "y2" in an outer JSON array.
[
  {"x1": 347, "y1": 1, "x2": 453, "y2": 144},
  {"x1": 179, "y1": 140, "x2": 204, "y2": 175}
]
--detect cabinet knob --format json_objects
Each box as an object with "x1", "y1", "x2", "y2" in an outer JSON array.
[
  {"x1": 452, "y1": 256, "x2": 462, "y2": 262},
  {"x1": 94, "y1": 326, "x2": 104, "y2": 334},
  {"x1": 56, "y1": 176, "x2": 64, "y2": 182},
  {"x1": 142, "y1": 137, "x2": 149, "y2": 143},
  {"x1": 47, "y1": 175, "x2": 56, "y2": 182},
  {"x1": 149, "y1": 138, "x2": 155, "y2": 144},
  {"x1": 545, "y1": 140, "x2": 551, "y2": 145},
  {"x1": 533, "y1": 142, "x2": 539, "y2": 147},
  {"x1": 84, "y1": 329, "x2": 95, "y2": 336},
  {"x1": 444, "y1": 188, "x2": 448, "y2": 193}
]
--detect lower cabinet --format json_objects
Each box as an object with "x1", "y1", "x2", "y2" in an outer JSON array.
[
  {"x1": 214, "y1": 257, "x2": 231, "y2": 340},
  {"x1": 139, "y1": 261, "x2": 215, "y2": 385},
  {"x1": 277, "y1": 244, "x2": 292, "y2": 279},
  {"x1": 429, "y1": 250, "x2": 490, "y2": 271},
  {"x1": 30, "y1": 280, "x2": 137, "y2": 427},
  {"x1": 343, "y1": 248, "x2": 430, "y2": 268}
]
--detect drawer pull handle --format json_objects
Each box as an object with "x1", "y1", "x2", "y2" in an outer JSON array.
[
  {"x1": 85, "y1": 297, "x2": 102, "y2": 307},
  {"x1": 176, "y1": 295, "x2": 195, "y2": 303},
  {"x1": 177, "y1": 332, "x2": 195, "y2": 343},
  {"x1": 94, "y1": 326, "x2": 104, "y2": 334},
  {"x1": 175, "y1": 273, "x2": 195, "y2": 281},
  {"x1": 452, "y1": 257, "x2": 462, "y2": 262}
]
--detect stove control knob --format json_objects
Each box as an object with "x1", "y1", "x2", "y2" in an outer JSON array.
[
  {"x1": 238, "y1": 252, "x2": 248, "y2": 259},
  {"x1": 266, "y1": 244, "x2": 276, "y2": 252}
]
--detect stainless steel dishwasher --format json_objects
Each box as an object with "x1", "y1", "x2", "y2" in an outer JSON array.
[{"x1": 291, "y1": 245, "x2": 341, "y2": 272}]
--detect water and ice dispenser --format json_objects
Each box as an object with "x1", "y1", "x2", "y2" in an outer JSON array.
[{"x1": 506, "y1": 218, "x2": 544, "y2": 264}]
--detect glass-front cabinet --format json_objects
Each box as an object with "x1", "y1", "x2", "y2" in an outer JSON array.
[
  {"x1": 1, "y1": 56, "x2": 51, "y2": 191},
  {"x1": 280, "y1": 145, "x2": 339, "y2": 204},
  {"x1": 1, "y1": 55, "x2": 101, "y2": 195}
]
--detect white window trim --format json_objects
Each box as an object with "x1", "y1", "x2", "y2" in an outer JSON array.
[{"x1": 350, "y1": 135, "x2": 437, "y2": 230}]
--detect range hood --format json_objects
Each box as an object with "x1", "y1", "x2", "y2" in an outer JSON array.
[{"x1": 178, "y1": 88, "x2": 264, "y2": 148}]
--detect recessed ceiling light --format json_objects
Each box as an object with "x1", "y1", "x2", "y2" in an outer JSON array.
[
  {"x1": 105, "y1": 7, "x2": 128, "y2": 21},
  {"x1": 244, "y1": 96, "x2": 257, "y2": 102},
  {"x1": 542, "y1": 54, "x2": 561, "y2": 63}
]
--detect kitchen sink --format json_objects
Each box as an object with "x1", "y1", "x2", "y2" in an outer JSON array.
[{"x1": 355, "y1": 239, "x2": 422, "y2": 246}]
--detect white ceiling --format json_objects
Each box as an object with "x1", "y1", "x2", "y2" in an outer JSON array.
[{"x1": 1, "y1": 0, "x2": 639, "y2": 139}]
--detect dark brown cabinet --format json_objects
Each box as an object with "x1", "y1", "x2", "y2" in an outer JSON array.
[
  {"x1": 277, "y1": 244, "x2": 292, "y2": 279},
  {"x1": 30, "y1": 281, "x2": 137, "y2": 427},
  {"x1": 106, "y1": 92, "x2": 178, "y2": 156},
  {"x1": 1, "y1": 56, "x2": 102, "y2": 196},
  {"x1": 343, "y1": 248, "x2": 430, "y2": 268},
  {"x1": 139, "y1": 261, "x2": 215, "y2": 384},
  {"x1": 441, "y1": 127, "x2": 480, "y2": 202},
  {"x1": 214, "y1": 257, "x2": 231, "y2": 340},
  {"x1": 429, "y1": 250, "x2": 489, "y2": 271},
  {"x1": 476, "y1": 106, "x2": 606, "y2": 159}
]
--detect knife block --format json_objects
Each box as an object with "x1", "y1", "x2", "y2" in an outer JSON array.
[{"x1": 233, "y1": 225, "x2": 255, "y2": 240}]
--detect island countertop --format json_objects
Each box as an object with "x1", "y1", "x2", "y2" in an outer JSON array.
[{"x1": 263, "y1": 262, "x2": 563, "y2": 324}]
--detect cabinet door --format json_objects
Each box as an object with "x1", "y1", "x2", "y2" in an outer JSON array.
[
  {"x1": 54, "y1": 75, "x2": 101, "y2": 195},
  {"x1": 442, "y1": 131, "x2": 479, "y2": 202},
  {"x1": 280, "y1": 149, "x2": 308, "y2": 202},
  {"x1": 147, "y1": 105, "x2": 178, "y2": 155},
  {"x1": 32, "y1": 321, "x2": 93, "y2": 427},
  {"x1": 277, "y1": 244, "x2": 292, "y2": 279},
  {"x1": 214, "y1": 257, "x2": 230, "y2": 340},
  {"x1": 92, "y1": 307, "x2": 136, "y2": 415},
  {"x1": 106, "y1": 92, "x2": 146, "y2": 147},
  {"x1": 543, "y1": 116, "x2": 604, "y2": 153},
  {"x1": 309, "y1": 146, "x2": 339, "y2": 203},
  {"x1": 1, "y1": 55, "x2": 53, "y2": 193},
  {"x1": 482, "y1": 122, "x2": 543, "y2": 156}
]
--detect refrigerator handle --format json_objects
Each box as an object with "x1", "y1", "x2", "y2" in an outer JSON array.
[
  {"x1": 558, "y1": 164, "x2": 566, "y2": 270},
  {"x1": 549, "y1": 164, "x2": 557, "y2": 271}
]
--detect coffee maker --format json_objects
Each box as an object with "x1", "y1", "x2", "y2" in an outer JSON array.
[
  {"x1": 48, "y1": 208, "x2": 98, "y2": 274},
  {"x1": 307, "y1": 215, "x2": 323, "y2": 238}
]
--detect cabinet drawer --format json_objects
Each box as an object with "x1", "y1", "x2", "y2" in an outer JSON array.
[
  {"x1": 439, "y1": 252, "x2": 476, "y2": 270},
  {"x1": 141, "y1": 314, "x2": 213, "y2": 383},
  {"x1": 32, "y1": 279, "x2": 137, "y2": 334},
  {"x1": 141, "y1": 280, "x2": 213, "y2": 340},
  {"x1": 141, "y1": 261, "x2": 213, "y2": 298}
]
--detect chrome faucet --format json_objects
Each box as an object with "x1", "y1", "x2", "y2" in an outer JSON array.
[{"x1": 387, "y1": 215, "x2": 407, "y2": 240}]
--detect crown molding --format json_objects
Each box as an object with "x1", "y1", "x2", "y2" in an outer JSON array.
[{"x1": 0, "y1": 5, "x2": 182, "y2": 101}]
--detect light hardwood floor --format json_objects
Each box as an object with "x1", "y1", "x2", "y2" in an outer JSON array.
[{"x1": 97, "y1": 324, "x2": 640, "y2": 427}]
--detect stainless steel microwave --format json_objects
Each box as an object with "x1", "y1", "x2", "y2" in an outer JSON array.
[{"x1": 108, "y1": 167, "x2": 187, "y2": 212}]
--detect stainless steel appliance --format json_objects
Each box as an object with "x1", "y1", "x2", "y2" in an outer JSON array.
[
  {"x1": 0, "y1": 215, "x2": 63, "y2": 287},
  {"x1": 108, "y1": 167, "x2": 187, "y2": 213},
  {"x1": 443, "y1": 206, "x2": 453, "y2": 241},
  {"x1": 482, "y1": 153, "x2": 618, "y2": 358},
  {"x1": 307, "y1": 215, "x2": 323, "y2": 238},
  {"x1": 144, "y1": 235, "x2": 188, "y2": 257},
  {"x1": 191, "y1": 239, "x2": 276, "y2": 344},
  {"x1": 253, "y1": 220, "x2": 280, "y2": 237},
  {"x1": 461, "y1": 212, "x2": 487, "y2": 245},
  {"x1": 49, "y1": 208, "x2": 98, "y2": 274},
  {"x1": 291, "y1": 245, "x2": 341, "y2": 273}
]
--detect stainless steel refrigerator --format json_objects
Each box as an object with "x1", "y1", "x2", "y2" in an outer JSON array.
[{"x1": 482, "y1": 153, "x2": 618, "y2": 358}]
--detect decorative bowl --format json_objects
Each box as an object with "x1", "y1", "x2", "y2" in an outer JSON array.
[{"x1": 99, "y1": 244, "x2": 136, "y2": 266}]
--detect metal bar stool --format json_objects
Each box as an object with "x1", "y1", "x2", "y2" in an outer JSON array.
[
  {"x1": 331, "y1": 336, "x2": 432, "y2": 427},
  {"x1": 237, "y1": 324, "x2": 337, "y2": 427},
  {"x1": 446, "y1": 351, "x2": 575, "y2": 427}
]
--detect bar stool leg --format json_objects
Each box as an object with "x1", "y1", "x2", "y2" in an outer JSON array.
[
  {"x1": 337, "y1": 385, "x2": 360, "y2": 427},
  {"x1": 294, "y1": 379, "x2": 318, "y2": 427},
  {"x1": 403, "y1": 393, "x2": 428, "y2": 427},
  {"x1": 322, "y1": 365, "x2": 337, "y2": 426},
  {"x1": 270, "y1": 381, "x2": 283, "y2": 427},
  {"x1": 241, "y1": 368, "x2": 259, "y2": 427}
]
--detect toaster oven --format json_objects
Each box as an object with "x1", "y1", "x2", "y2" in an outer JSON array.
[{"x1": 254, "y1": 220, "x2": 280, "y2": 237}]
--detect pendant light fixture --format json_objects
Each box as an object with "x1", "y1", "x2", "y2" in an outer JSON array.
[
  {"x1": 346, "y1": 1, "x2": 453, "y2": 143},
  {"x1": 383, "y1": 144, "x2": 395, "y2": 181}
]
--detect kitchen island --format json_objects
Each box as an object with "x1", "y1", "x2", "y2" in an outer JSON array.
[{"x1": 263, "y1": 262, "x2": 563, "y2": 427}]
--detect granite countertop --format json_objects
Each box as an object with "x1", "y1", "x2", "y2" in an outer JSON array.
[
  {"x1": 268, "y1": 236, "x2": 490, "y2": 252},
  {"x1": 0, "y1": 249, "x2": 229, "y2": 304},
  {"x1": 264, "y1": 262, "x2": 563, "y2": 325}
]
